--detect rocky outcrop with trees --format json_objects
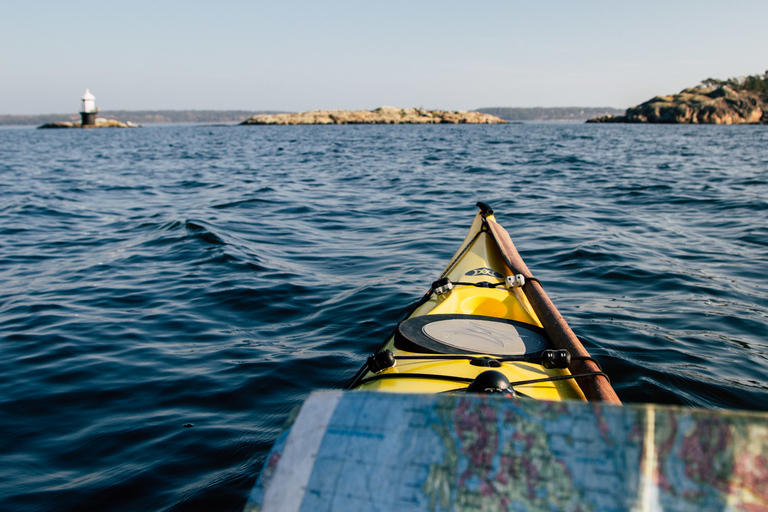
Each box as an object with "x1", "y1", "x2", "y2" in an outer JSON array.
[
  {"x1": 588, "y1": 71, "x2": 768, "y2": 124},
  {"x1": 241, "y1": 106, "x2": 506, "y2": 125}
]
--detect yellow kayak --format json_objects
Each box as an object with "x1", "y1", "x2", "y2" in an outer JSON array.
[{"x1": 349, "y1": 203, "x2": 620, "y2": 403}]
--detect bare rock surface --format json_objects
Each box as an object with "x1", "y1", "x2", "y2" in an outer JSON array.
[{"x1": 241, "y1": 107, "x2": 506, "y2": 125}]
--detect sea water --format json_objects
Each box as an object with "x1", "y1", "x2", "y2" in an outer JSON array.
[{"x1": 1, "y1": 122, "x2": 766, "y2": 510}]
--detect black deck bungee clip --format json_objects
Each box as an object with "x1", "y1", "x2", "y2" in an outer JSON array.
[
  {"x1": 541, "y1": 349, "x2": 571, "y2": 369},
  {"x1": 432, "y1": 277, "x2": 453, "y2": 296},
  {"x1": 367, "y1": 350, "x2": 396, "y2": 373}
]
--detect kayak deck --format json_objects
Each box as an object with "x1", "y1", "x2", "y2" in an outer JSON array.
[{"x1": 349, "y1": 209, "x2": 588, "y2": 401}]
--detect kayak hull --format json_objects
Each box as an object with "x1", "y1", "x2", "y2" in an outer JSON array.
[{"x1": 349, "y1": 209, "x2": 590, "y2": 401}]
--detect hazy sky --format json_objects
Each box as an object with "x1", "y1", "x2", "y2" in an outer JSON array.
[{"x1": 3, "y1": 0, "x2": 767, "y2": 114}]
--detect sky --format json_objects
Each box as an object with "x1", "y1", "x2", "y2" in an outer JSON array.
[{"x1": 2, "y1": 0, "x2": 767, "y2": 115}]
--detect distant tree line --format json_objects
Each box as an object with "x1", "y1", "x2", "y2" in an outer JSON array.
[
  {"x1": 701, "y1": 71, "x2": 768, "y2": 98},
  {"x1": 476, "y1": 107, "x2": 625, "y2": 122},
  {"x1": 0, "y1": 110, "x2": 288, "y2": 126}
]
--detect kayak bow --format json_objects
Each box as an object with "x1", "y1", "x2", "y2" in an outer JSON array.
[{"x1": 349, "y1": 203, "x2": 620, "y2": 404}]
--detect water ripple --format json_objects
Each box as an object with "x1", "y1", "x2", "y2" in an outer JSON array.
[{"x1": 0, "y1": 123, "x2": 767, "y2": 510}]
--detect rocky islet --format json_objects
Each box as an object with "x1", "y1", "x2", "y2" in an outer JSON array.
[
  {"x1": 39, "y1": 118, "x2": 139, "y2": 129},
  {"x1": 240, "y1": 106, "x2": 506, "y2": 125}
]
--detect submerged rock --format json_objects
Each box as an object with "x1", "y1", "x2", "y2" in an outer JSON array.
[
  {"x1": 587, "y1": 86, "x2": 766, "y2": 124},
  {"x1": 240, "y1": 107, "x2": 506, "y2": 125},
  {"x1": 38, "y1": 118, "x2": 140, "y2": 129}
]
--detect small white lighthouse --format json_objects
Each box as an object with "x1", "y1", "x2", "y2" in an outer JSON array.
[{"x1": 80, "y1": 89, "x2": 97, "y2": 127}]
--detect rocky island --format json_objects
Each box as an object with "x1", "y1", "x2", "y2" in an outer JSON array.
[
  {"x1": 38, "y1": 90, "x2": 140, "y2": 129},
  {"x1": 240, "y1": 106, "x2": 506, "y2": 125},
  {"x1": 39, "y1": 118, "x2": 139, "y2": 129},
  {"x1": 588, "y1": 71, "x2": 768, "y2": 124}
]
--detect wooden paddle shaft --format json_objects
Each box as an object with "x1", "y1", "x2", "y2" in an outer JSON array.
[{"x1": 487, "y1": 218, "x2": 621, "y2": 404}]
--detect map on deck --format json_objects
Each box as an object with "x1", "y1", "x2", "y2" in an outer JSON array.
[{"x1": 245, "y1": 391, "x2": 768, "y2": 512}]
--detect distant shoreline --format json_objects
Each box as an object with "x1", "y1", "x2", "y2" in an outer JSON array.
[
  {"x1": 0, "y1": 107, "x2": 623, "y2": 126},
  {"x1": 477, "y1": 107, "x2": 623, "y2": 122}
]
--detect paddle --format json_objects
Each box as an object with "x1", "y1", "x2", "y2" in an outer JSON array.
[{"x1": 485, "y1": 214, "x2": 622, "y2": 404}]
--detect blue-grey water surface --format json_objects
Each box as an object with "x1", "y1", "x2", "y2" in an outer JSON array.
[{"x1": 1, "y1": 123, "x2": 767, "y2": 511}]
